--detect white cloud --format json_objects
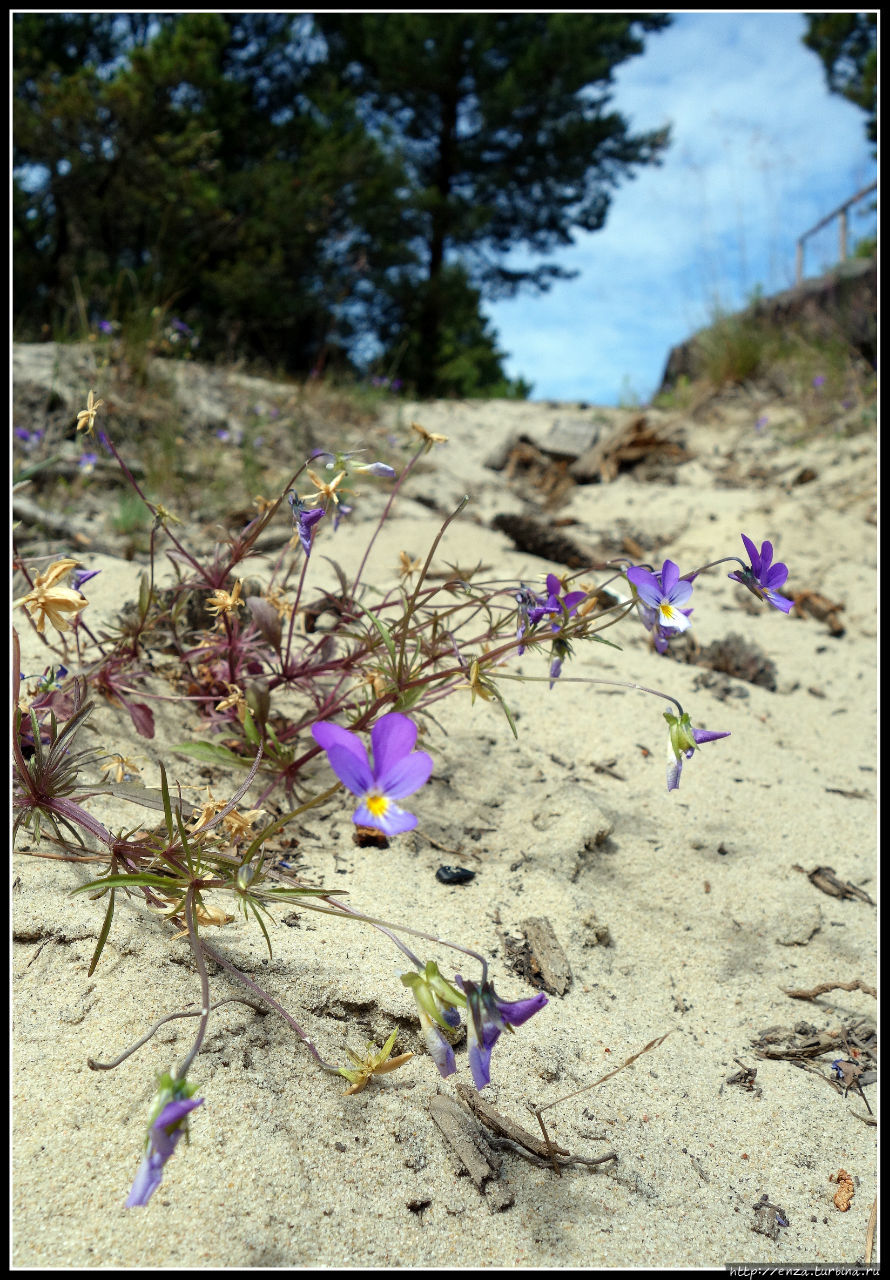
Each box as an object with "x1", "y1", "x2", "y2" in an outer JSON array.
[{"x1": 486, "y1": 13, "x2": 876, "y2": 403}]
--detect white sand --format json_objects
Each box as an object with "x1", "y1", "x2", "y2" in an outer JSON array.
[{"x1": 13, "y1": 393, "x2": 877, "y2": 1266}]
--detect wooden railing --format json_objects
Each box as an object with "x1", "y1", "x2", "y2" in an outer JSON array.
[{"x1": 795, "y1": 181, "x2": 877, "y2": 283}]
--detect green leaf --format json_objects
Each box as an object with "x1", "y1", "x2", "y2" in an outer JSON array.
[
  {"x1": 352, "y1": 600, "x2": 398, "y2": 669},
  {"x1": 243, "y1": 706, "x2": 260, "y2": 747},
  {"x1": 88, "y1": 888, "x2": 115, "y2": 976}
]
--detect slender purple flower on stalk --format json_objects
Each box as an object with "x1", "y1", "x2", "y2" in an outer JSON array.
[
  {"x1": 626, "y1": 560, "x2": 693, "y2": 634},
  {"x1": 70, "y1": 567, "x2": 101, "y2": 592},
  {"x1": 401, "y1": 961, "x2": 463, "y2": 1078},
  {"x1": 456, "y1": 976, "x2": 548, "y2": 1091},
  {"x1": 312, "y1": 712, "x2": 433, "y2": 835},
  {"x1": 728, "y1": 534, "x2": 793, "y2": 613},
  {"x1": 126, "y1": 1074, "x2": 203, "y2": 1207},
  {"x1": 287, "y1": 490, "x2": 325, "y2": 555},
  {"x1": 333, "y1": 503, "x2": 354, "y2": 532},
  {"x1": 664, "y1": 711, "x2": 730, "y2": 792},
  {"x1": 812, "y1": 374, "x2": 825, "y2": 389}
]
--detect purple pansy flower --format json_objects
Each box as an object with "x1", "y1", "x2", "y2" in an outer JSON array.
[
  {"x1": 515, "y1": 575, "x2": 585, "y2": 657},
  {"x1": 664, "y1": 711, "x2": 730, "y2": 792},
  {"x1": 401, "y1": 961, "x2": 463, "y2": 1078},
  {"x1": 456, "y1": 976, "x2": 548, "y2": 1091},
  {"x1": 126, "y1": 1075, "x2": 203, "y2": 1207},
  {"x1": 311, "y1": 712, "x2": 433, "y2": 835},
  {"x1": 728, "y1": 534, "x2": 793, "y2": 613},
  {"x1": 287, "y1": 491, "x2": 326, "y2": 555},
  {"x1": 626, "y1": 560, "x2": 694, "y2": 635}
]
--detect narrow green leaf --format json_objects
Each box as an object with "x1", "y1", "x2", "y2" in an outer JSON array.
[
  {"x1": 352, "y1": 599, "x2": 398, "y2": 668},
  {"x1": 88, "y1": 889, "x2": 116, "y2": 976}
]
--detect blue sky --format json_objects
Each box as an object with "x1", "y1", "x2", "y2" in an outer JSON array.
[{"x1": 485, "y1": 12, "x2": 877, "y2": 405}]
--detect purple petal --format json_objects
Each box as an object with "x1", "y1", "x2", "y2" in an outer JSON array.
[
  {"x1": 377, "y1": 750, "x2": 433, "y2": 799},
  {"x1": 765, "y1": 590, "x2": 794, "y2": 614},
  {"x1": 692, "y1": 728, "x2": 731, "y2": 746},
  {"x1": 660, "y1": 560, "x2": 680, "y2": 593},
  {"x1": 740, "y1": 534, "x2": 760, "y2": 573},
  {"x1": 126, "y1": 1149, "x2": 165, "y2": 1207},
  {"x1": 758, "y1": 541, "x2": 774, "y2": 576},
  {"x1": 626, "y1": 565, "x2": 661, "y2": 607},
  {"x1": 667, "y1": 756, "x2": 683, "y2": 791},
  {"x1": 370, "y1": 713, "x2": 418, "y2": 777},
  {"x1": 764, "y1": 561, "x2": 788, "y2": 590},
  {"x1": 545, "y1": 574, "x2": 561, "y2": 596},
  {"x1": 468, "y1": 1038, "x2": 493, "y2": 1091},
  {"x1": 312, "y1": 721, "x2": 367, "y2": 763},
  {"x1": 496, "y1": 992, "x2": 548, "y2": 1027},
  {"x1": 324, "y1": 743, "x2": 375, "y2": 795},
  {"x1": 562, "y1": 591, "x2": 586, "y2": 613},
  {"x1": 667, "y1": 577, "x2": 694, "y2": 607},
  {"x1": 353, "y1": 798, "x2": 417, "y2": 834}
]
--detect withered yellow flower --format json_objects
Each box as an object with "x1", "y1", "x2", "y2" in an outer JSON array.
[
  {"x1": 338, "y1": 1031, "x2": 414, "y2": 1095},
  {"x1": 206, "y1": 579, "x2": 244, "y2": 617},
  {"x1": 300, "y1": 468, "x2": 347, "y2": 508},
  {"x1": 14, "y1": 558, "x2": 89, "y2": 634},
  {"x1": 76, "y1": 389, "x2": 104, "y2": 437},
  {"x1": 397, "y1": 550, "x2": 422, "y2": 579},
  {"x1": 411, "y1": 421, "x2": 448, "y2": 451}
]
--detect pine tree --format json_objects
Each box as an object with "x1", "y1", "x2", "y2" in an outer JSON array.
[{"x1": 314, "y1": 13, "x2": 671, "y2": 395}]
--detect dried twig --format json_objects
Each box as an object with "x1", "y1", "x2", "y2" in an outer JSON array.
[
  {"x1": 783, "y1": 978, "x2": 876, "y2": 1001},
  {"x1": 533, "y1": 1030, "x2": 672, "y2": 1174}
]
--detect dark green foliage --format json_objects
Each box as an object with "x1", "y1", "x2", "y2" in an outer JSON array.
[
  {"x1": 13, "y1": 12, "x2": 669, "y2": 395},
  {"x1": 803, "y1": 13, "x2": 877, "y2": 145},
  {"x1": 313, "y1": 13, "x2": 670, "y2": 393}
]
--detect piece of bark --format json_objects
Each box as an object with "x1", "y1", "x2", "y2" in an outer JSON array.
[
  {"x1": 504, "y1": 917, "x2": 572, "y2": 996},
  {"x1": 428, "y1": 1093, "x2": 514, "y2": 1211}
]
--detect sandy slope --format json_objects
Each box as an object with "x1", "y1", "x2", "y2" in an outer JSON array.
[{"x1": 13, "y1": 391, "x2": 877, "y2": 1267}]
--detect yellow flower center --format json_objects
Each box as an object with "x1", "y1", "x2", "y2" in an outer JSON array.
[{"x1": 366, "y1": 793, "x2": 389, "y2": 818}]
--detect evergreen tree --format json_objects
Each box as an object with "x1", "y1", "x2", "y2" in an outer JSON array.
[
  {"x1": 803, "y1": 13, "x2": 877, "y2": 146},
  {"x1": 314, "y1": 13, "x2": 671, "y2": 395}
]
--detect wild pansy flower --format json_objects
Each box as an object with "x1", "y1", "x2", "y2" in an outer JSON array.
[
  {"x1": 728, "y1": 534, "x2": 793, "y2": 613},
  {"x1": 311, "y1": 712, "x2": 433, "y2": 835},
  {"x1": 516, "y1": 575, "x2": 585, "y2": 664},
  {"x1": 664, "y1": 711, "x2": 730, "y2": 792},
  {"x1": 626, "y1": 560, "x2": 693, "y2": 635},
  {"x1": 401, "y1": 961, "x2": 463, "y2": 1078},
  {"x1": 455, "y1": 975, "x2": 548, "y2": 1091},
  {"x1": 78, "y1": 452, "x2": 98, "y2": 474},
  {"x1": 287, "y1": 491, "x2": 325, "y2": 555},
  {"x1": 14, "y1": 558, "x2": 89, "y2": 634},
  {"x1": 126, "y1": 1073, "x2": 203, "y2": 1207}
]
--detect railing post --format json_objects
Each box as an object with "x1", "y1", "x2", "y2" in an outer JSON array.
[
  {"x1": 795, "y1": 239, "x2": 804, "y2": 285},
  {"x1": 839, "y1": 208, "x2": 848, "y2": 261}
]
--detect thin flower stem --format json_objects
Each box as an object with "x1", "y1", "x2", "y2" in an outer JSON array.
[
  {"x1": 87, "y1": 998, "x2": 265, "y2": 1070},
  {"x1": 173, "y1": 887, "x2": 212, "y2": 1080},
  {"x1": 396, "y1": 496, "x2": 469, "y2": 685},
  {"x1": 349, "y1": 445, "x2": 426, "y2": 597},
  {"x1": 314, "y1": 896, "x2": 489, "y2": 983},
  {"x1": 198, "y1": 937, "x2": 341, "y2": 1071}
]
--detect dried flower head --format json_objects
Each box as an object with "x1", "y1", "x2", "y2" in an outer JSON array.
[
  {"x1": 205, "y1": 580, "x2": 244, "y2": 618},
  {"x1": 76, "y1": 389, "x2": 104, "y2": 437},
  {"x1": 14, "y1": 559, "x2": 89, "y2": 634}
]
